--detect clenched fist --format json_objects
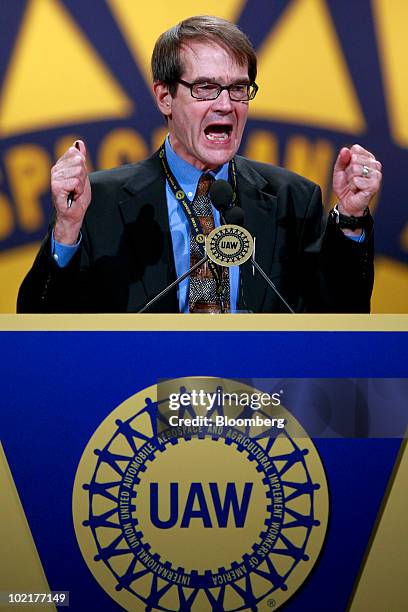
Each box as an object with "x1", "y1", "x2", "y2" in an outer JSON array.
[
  {"x1": 51, "y1": 140, "x2": 91, "y2": 245},
  {"x1": 333, "y1": 144, "x2": 382, "y2": 218}
]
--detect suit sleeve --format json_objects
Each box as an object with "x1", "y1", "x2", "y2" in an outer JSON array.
[
  {"x1": 297, "y1": 184, "x2": 374, "y2": 313},
  {"x1": 16, "y1": 223, "x2": 94, "y2": 313}
]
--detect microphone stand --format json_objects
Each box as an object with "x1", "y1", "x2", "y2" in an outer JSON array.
[
  {"x1": 222, "y1": 208, "x2": 295, "y2": 313},
  {"x1": 138, "y1": 212, "x2": 295, "y2": 314},
  {"x1": 250, "y1": 256, "x2": 295, "y2": 313},
  {"x1": 138, "y1": 254, "x2": 208, "y2": 313}
]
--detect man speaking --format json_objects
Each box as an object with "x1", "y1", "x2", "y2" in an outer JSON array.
[{"x1": 17, "y1": 15, "x2": 382, "y2": 313}]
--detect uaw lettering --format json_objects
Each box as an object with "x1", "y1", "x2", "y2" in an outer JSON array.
[
  {"x1": 206, "y1": 225, "x2": 253, "y2": 267},
  {"x1": 73, "y1": 377, "x2": 329, "y2": 610},
  {"x1": 149, "y1": 482, "x2": 253, "y2": 529},
  {"x1": 222, "y1": 240, "x2": 237, "y2": 249}
]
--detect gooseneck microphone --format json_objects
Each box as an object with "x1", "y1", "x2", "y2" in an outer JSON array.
[
  {"x1": 137, "y1": 179, "x2": 294, "y2": 313},
  {"x1": 139, "y1": 180, "x2": 235, "y2": 312},
  {"x1": 223, "y1": 205, "x2": 244, "y2": 226},
  {"x1": 210, "y1": 179, "x2": 246, "y2": 227},
  {"x1": 210, "y1": 180, "x2": 294, "y2": 312},
  {"x1": 209, "y1": 179, "x2": 234, "y2": 213}
]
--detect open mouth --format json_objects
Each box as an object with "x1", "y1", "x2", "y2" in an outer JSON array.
[{"x1": 204, "y1": 124, "x2": 232, "y2": 142}]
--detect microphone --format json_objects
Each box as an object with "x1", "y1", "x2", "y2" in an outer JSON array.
[
  {"x1": 139, "y1": 180, "x2": 235, "y2": 313},
  {"x1": 224, "y1": 206, "x2": 244, "y2": 226},
  {"x1": 209, "y1": 186, "x2": 294, "y2": 313},
  {"x1": 210, "y1": 179, "x2": 240, "y2": 225},
  {"x1": 139, "y1": 179, "x2": 294, "y2": 313},
  {"x1": 209, "y1": 179, "x2": 234, "y2": 213}
]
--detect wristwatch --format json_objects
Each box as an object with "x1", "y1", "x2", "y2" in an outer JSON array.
[{"x1": 330, "y1": 204, "x2": 369, "y2": 230}]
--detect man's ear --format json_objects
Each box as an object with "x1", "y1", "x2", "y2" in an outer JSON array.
[{"x1": 153, "y1": 82, "x2": 172, "y2": 117}]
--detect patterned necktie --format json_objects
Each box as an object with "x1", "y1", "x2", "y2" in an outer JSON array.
[{"x1": 188, "y1": 174, "x2": 230, "y2": 313}]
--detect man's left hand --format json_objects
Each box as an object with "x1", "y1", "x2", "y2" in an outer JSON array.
[{"x1": 333, "y1": 144, "x2": 382, "y2": 216}]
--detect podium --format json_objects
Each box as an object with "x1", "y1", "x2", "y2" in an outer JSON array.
[{"x1": 0, "y1": 315, "x2": 407, "y2": 611}]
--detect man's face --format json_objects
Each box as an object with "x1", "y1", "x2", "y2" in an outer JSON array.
[{"x1": 155, "y1": 42, "x2": 250, "y2": 170}]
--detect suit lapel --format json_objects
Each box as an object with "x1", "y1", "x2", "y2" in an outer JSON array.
[
  {"x1": 235, "y1": 157, "x2": 278, "y2": 313},
  {"x1": 118, "y1": 154, "x2": 178, "y2": 312},
  {"x1": 114, "y1": 153, "x2": 278, "y2": 313}
]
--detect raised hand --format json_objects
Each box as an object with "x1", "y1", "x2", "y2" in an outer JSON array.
[
  {"x1": 51, "y1": 140, "x2": 91, "y2": 244},
  {"x1": 333, "y1": 144, "x2": 382, "y2": 217}
]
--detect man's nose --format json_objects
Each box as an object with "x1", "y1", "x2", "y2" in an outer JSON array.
[{"x1": 212, "y1": 88, "x2": 233, "y2": 111}]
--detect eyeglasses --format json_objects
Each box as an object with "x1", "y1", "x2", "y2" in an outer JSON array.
[{"x1": 177, "y1": 79, "x2": 258, "y2": 101}]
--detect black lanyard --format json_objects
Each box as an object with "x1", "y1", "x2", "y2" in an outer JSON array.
[{"x1": 159, "y1": 142, "x2": 238, "y2": 289}]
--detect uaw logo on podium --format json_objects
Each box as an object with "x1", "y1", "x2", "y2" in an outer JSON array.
[{"x1": 73, "y1": 377, "x2": 329, "y2": 611}]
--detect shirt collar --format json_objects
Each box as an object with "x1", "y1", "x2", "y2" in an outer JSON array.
[{"x1": 164, "y1": 136, "x2": 229, "y2": 196}]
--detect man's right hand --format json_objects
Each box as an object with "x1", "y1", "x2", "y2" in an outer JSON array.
[{"x1": 51, "y1": 140, "x2": 91, "y2": 245}]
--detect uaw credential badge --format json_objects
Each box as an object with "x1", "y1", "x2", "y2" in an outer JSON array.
[{"x1": 73, "y1": 377, "x2": 329, "y2": 611}]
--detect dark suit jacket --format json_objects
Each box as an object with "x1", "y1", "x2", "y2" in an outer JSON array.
[{"x1": 17, "y1": 152, "x2": 374, "y2": 313}]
